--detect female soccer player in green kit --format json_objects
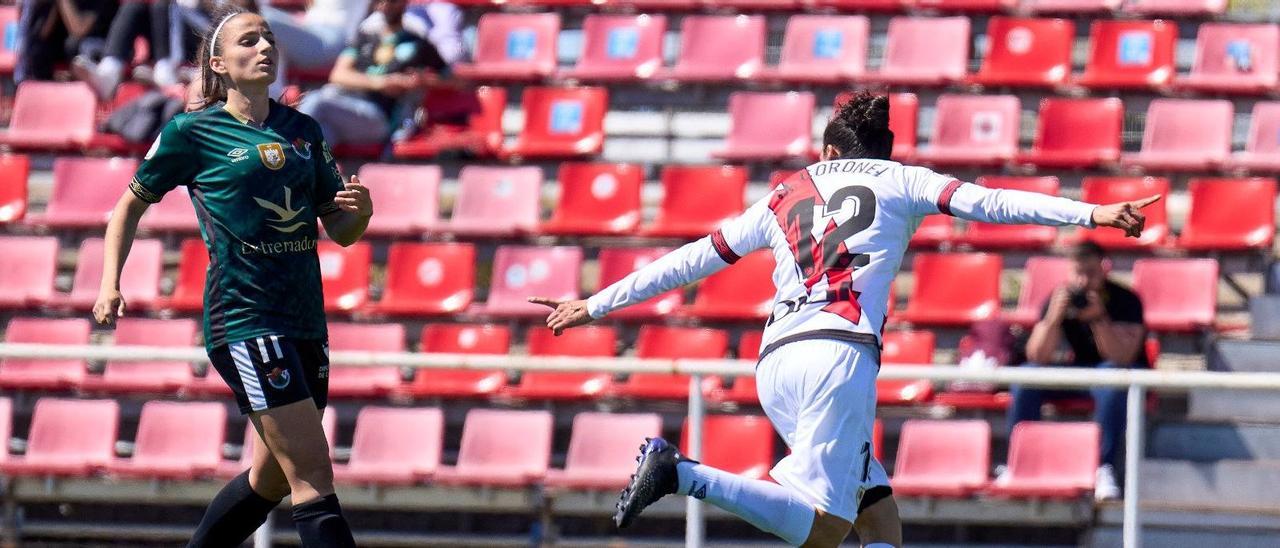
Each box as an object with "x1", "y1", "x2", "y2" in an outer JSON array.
[{"x1": 93, "y1": 7, "x2": 371, "y2": 548}]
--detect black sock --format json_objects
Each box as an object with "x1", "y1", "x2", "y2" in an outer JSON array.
[
  {"x1": 291, "y1": 493, "x2": 356, "y2": 548},
  {"x1": 187, "y1": 470, "x2": 281, "y2": 548}
]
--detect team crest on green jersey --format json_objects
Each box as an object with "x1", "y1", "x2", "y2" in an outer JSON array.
[
  {"x1": 257, "y1": 143, "x2": 286, "y2": 170},
  {"x1": 291, "y1": 137, "x2": 312, "y2": 160}
]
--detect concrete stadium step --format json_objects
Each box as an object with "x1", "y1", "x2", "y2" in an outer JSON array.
[
  {"x1": 1191, "y1": 340, "x2": 1280, "y2": 421},
  {"x1": 1208, "y1": 339, "x2": 1280, "y2": 372},
  {"x1": 1139, "y1": 459, "x2": 1280, "y2": 513},
  {"x1": 1150, "y1": 422, "x2": 1280, "y2": 461},
  {"x1": 1091, "y1": 525, "x2": 1280, "y2": 548}
]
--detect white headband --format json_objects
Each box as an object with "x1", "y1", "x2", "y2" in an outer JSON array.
[{"x1": 210, "y1": 12, "x2": 241, "y2": 55}]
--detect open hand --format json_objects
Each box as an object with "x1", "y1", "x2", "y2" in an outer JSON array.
[
  {"x1": 529, "y1": 297, "x2": 593, "y2": 336},
  {"x1": 1091, "y1": 195, "x2": 1161, "y2": 238},
  {"x1": 335, "y1": 175, "x2": 372, "y2": 217}
]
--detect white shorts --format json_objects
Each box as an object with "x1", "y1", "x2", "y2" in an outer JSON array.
[{"x1": 756, "y1": 338, "x2": 890, "y2": 523}]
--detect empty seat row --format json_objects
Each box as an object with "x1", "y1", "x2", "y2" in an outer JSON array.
[{"x1": 446, "y1": 0, "x2": 1220, "y2": 17}]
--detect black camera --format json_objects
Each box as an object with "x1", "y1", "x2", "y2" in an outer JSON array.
[{"x1": 1068, "y1": 290, "x2": 1090, "y2": 310}]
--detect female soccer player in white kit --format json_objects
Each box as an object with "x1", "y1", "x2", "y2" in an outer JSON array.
[{"x1": 531, "y1": 92, "x2": 1158, "y2": 548}]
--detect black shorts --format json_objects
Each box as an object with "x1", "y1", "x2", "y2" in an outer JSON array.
[{"x1": 208, "y1": 335, "x2": 329, "y2": 415}]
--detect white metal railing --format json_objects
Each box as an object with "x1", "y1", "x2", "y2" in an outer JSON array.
[{"x1": 4, "y1": 342, "x2": 1280, "y2": 548}]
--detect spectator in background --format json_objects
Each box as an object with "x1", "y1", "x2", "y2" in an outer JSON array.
[
  {"x1": 17, "y1": 0, "x2": 118, "y2": 82},
  {"x1": 1005, "y1": 241, "x2": 1147, "y2": 501},
  {"x1": 74, "y1": 0, "x2": 175, "y2": 99},
  {"x1": 359, "y1": 0, "x2": 464, "y2": 66},
  {"x1": 260, "y1": 0, "x2": 369, "y2": 74}
]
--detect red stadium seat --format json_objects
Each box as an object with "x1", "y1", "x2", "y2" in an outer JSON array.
[
  {"x1": 804, "y1": 0, "x2": 908, "y2": 10},
  {"x1": 713, "y1": 92, "x2": 815, "y2": 162},
  {"x1": 476, "y1": 246, "x2": 582, "y2": 317},
  {"x1": 706, "y1": 0, "x2": 800, "y2": 7},
  {"x1": 453, "y1": 13, "x2": 559, "y2": 81},
  {"x1": 317, "y1": 241, "x2": 370, "y2": 313},
  {"x1": 1231, "y1": 103, "x2": 1280, "y2": 173},
  {"x1": 165, "y1": 238, "x2": 208, "y2": 313},
  {"x1": 986, "y1": 422, "x2": 1098, "y2": 498},
  {"x1": 962, "y1": 176, "x2": 1060, "y2": 249},
  {"x1": 0, "y1": 399, "x2": 118, "y2": 477},
  {"x1": 902, "y1": 253, "x2": 1002, "y2": 326},
  {"x1": 913, "y1": 0, "x2": 1016, "y2": 12},
  {"x1": 542, "y1": 163, "x2": 643, "y2": 236},
  {"x1": 1076, "y1": 20, "x2": 1176, "y2": 90},
  {"x1": 1018, "y1": 98, "x2": 1123, "y2": 169},
  {"x1": 738, "y1": 331, "x2": 764, "y2": 361},
  {"x1": 106, "y1": 402, "x2": 225, "y2": 480},
  {"x1": 376, "y1": 243, "x2": 475, "y2": 316},
  {"x1": 545, "y1": 412, "x2": 663, "y2": 490},
  {"x1": 138, "y1": 187, "x2": 198, "y2": 232},
  {"x1": 644, "y1": 165, "x2": 747, "y2": 238},
  {"x1": 394, "y1": 86, "x2": 507, "y2": 159},
  {"x1": 1132, "y1": 259, "x2": 1219, "y2": 332},
  {"x1": 595, "y1": 247, "x2": 683, "y2": 319},
  {"x1": 971, "y1": 17, "x2": 1074, "y2": 88},
  {"x1": 563, "y1": 14, "x2": 666, "y2": 82},
  {"x1": 710, "y1": 330, "x2": 764, "y2": 404},
  {"x1": 0, "y1": 319, "x2": 91, "y2": 390},
  {"x1": 327, "y1": 323, "x2": 406, "y2": 398},
  {"x1": 615, "y1": 0, "x2": 700, "y2": 9},
  {"x1": 65, "y1": 238, "x2": 163, "y2": 310},
  {"x1": 1179, "y1": 178, "x2": 1276, "y2": 251},
  {"x1": 506, "y1": 326, "x2": 617, "y2": 401},
  {"x1": 838, "y1": 92, "x2": 919, "y2": 161},
  {"x1": 448, "y1": 166, "x2": 541, "y2": 237},
  {"x1": 867, "y1": 17, "x2": 970, "y2": 86},
  {"x1": 0, "y1": 6, "x2": 17, "y2": 74},
  {"x1": 1178, "y1": 24, "x2": 1279, "y2": 95},
  {"x1": 1079, "y1": 177, "x2": 1169, "y2": 250},
  {"x1": 686, "y1": 251, "x2": 776, "y2": 320},
  {"x1": 682, "y1": 415, "x2": 773, "y2": 480},
  {"x1": 0, "y1": 154, "x2": 29, "y2": 223},
  {"x1": 29, "y1": 157, "x2": 137, "y2": 228},
  {"x1": 1024, "y1": 0, "x2": 1118, "y2": 13},
  {"x1": 333, "y1": 407, "x2": 443, "y2": 485},
  {"x1": 910, "y1": 214, "x2": 952, "y2": 246},
  {"x1": 356, "y1": 163, "x2": 440, "y2": 236},
  {"x1": 505, "y1": 86, "x2": 608, "y2": 159},
  {"x1": 915, "y1": 94, "x2": 1021, "y2": 167},
  {"x1": 1125, "y1": 0, "x2": 1226, "y2": 16},
  {"x1": 878, "y1": 330, "x2": 936, "y2": 406},
  {"x1": 891, "y1": 420, "x2": 991, "y2": 497},
  {"x1": 408, "y1": 324, "x2": 511, "y2": 398},
  {"x1": 0, "y1": 398, "x2": 9, "y2": 463},
  {"x1": 0, "y1": 236, "x2": 58, "y2": 309},
  {"x1": 765, "y1": 15, "x2": 869, "y2": 84},
  {"x1": 614, "y1": 326, "x2": 727, "y2": 400},
  {"x1": 1004, "y1": 256, "x2": 1072, "y2": 326},
  {"x1": 668, "y1": 15, "x2": 765, "y2": 82},
  {"x1": 82, "y1": 318, "x2": 198, "y2": 394},
  {"x1": 0, "y1": 81, "x2": 97, "y2": 151},
  {"x1": 1122, "y1": 99, "x2": 1233, "y2": 172},
  {"x1": 435, "y1": 409, "x2": 553, "y2": 487}
]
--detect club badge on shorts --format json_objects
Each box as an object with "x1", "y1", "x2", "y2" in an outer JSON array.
[{"x1": 257, "y1": 143, "x2": 286, "y2": 170}]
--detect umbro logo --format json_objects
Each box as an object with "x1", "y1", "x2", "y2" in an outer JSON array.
[
  {"x1": 688, "y1": 480, "x2": 707, "y2": 500},
  {"x1": 228, "y1": 148, "x2": 251, "y2": 163}
]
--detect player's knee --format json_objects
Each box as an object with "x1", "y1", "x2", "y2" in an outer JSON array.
[
  {"x1": 853, "y1": 494, "x2": 902, "y2": 547},
  {"x1": 801, "y1": 510, "x2": 852, "y2": 548},
  {"x1": 249, "y1": 467, "x2": 291, "y2": 501}
]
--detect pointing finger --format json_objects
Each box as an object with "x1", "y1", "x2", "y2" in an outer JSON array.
[
  {"x1": 528, "y1": 296, "x2": 562, "y2": 309},
  {"x1": 1131, "y1": 195, "x2": 1162, "y2": 209}
]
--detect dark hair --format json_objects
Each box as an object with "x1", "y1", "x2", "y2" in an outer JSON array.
[
  {"x1": 824, "y1": 91, "x2": 894, "y2": 161},
  {"x1": 194, "y1": 6, "x2": 250, "y2": 110},
  {"x1": 1069, "y1": 241, "x2": 1107, "y2": 261}
]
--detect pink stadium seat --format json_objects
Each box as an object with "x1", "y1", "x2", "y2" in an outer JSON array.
[
  {"x1": 644, "y1": 165, "x2": 747, "y2": 238},
  {"x1": 30, "y1": 157, "x2": 137, "y2": 228},
  {"x1": 563, "y1": 14, "x2": 666, "y2": 81},
  {"x1": 107, "y1": 401, "x2": 226, "y2": 480},
  {"x1": 614, "y1": 326, "x2": 727, "y2": 400},
  {"x1": 838, "y1": 92, "x2": 919, "y2": 161},
  {"x1": 453, "y1": 13, "x2": 559, "y2": 80},
  {"x1": 1080, "y1": 177, "x2": 1169, "y2": 250},
  {"x1": 317, "y1": 241, "x2": 370, "y2": 313},
  {"x1": 1122, "y1": 99, "x2": 1233, "y2": 172},
  {"x1": 878, "y1": 330, "x2": 936, "y2": 406},
  {"x1": 327, "y1": 323, "x2": 406, "y2": 398},
  {"x1": 0, "y1": 236, "x2": 58, "y2": 309},
  {"x1": 1125, "y1": 0, "x2": 1226, "y2": 16},
  {"x1": 0, "y1": 154, "x2": 29, "y2": 223},
  {"x1": 448, "y1": 166, "x2": 541, "y2": 237},
  {"x1": 1179, "y1": 178, "x2": 1276, "y2": 251},
  {"x1": 867, "y1": 17, "x2": 970, "y2": 86},
  {"x1": 891, "y1": 420, "x2": 990, "y2": 497},
  {"x1": 909, "y1": 215, "x2": 955, "y2": 249},
  {"x1": 165, "y1": 238, "x2": 208, "y2": 313},
  {"x1": 615, "y1": 0, "x2": 700, "y2": 9},
  {"x1": 505, "y1": 326, "x2": 617, "y2": 401},
  {"x1": 669, "y1": 15, "x2": 765, "y2": 82},
  {"x1": 765, "y1": 15, "x2": 869, "y2": 84},
  {"x1": 1132, "y1": 259, "x2": 1219, "y2": 333},
  {"x1": 0, "y1": 6, "x2": 17, "y2": 74},
  {"x1": 1178, "y1": 24, "x2": 1279, "y2": 95},
  {"x1": 1076, "y1": 20, "x2": 1177, "y2": 90},
  {"x1": 475, "y1": 246, "x2": 582, "y2": 317},
  {"x1": 505, "y1": 86, "x2": 608, "y2": 159},
  {"x1": 1004, "y1": 256, "x2": 1072, "y2": 326},
  {"x1": 0, "y1": 320, "x2": 88, "y2": 391},
  {"x1": 0, "y1": 399, "x2": 118, "y2": 477},
  {"x1": 1228, "y1": 103, "x2": 1280, "y2": 173},
  {"x1": 805, "y1": 0, "x2": 908, "y2": 10},
  {"x1": 356, "y1": 163, "x2": 440, "y2": 236},
  {"x1": 962, "y1": 176, "x2": 1060, "y2": 249},
  {"x1": 595, "y1": 247, "x2": 683, "y2": 319},
  {"x1": 915, "y1": 95, "x2": 1020, "y2": 167},
  {"x1": 706, "y1": 0, "x2": 800, "y2": 7},
  {"x1": 545, "y1": 412, "x2": 663, "y2": 490},
  {"x1": 971, "y1": 17, "x2": 1074, "y2": 88},
  {"x1": 375, "y1": 243, "x2": 475, "y2": 316},
  {"x1": 913, "y1": 0, "x2": 1016, "y2": 11},
  {"x1": 333, "y1": 407, "x2": 443, "y2": 485},
  {"x1": 986, "y1": 422, "x2": 1098, "y2": 498},
  {"x1": 138, "y1": 187, "x2": 198, "y2": 232},
  {"x1": 1024, "y1": 0, "x2": 1119, "y2": 13},
  {"x1": 707, "y1": 330, "x2": 764, "y2": 404},
  {"x1": 687, "y1": 251, "x2": 777, "y2": 321},
  {"x1": 82, "y1": 318, "x2": 198, "y2": 394},
  {"x1": 1018, "y1": 98, "x2": 1123, "y2": 169},
  {"x1": 64, "y1": 238, "x2": 163, "y2": 310},
  {"x1": 0, "y1": 398, "x2": 8, "y2": 463},
  {"x1": 408, "y1": 324, "x2": 511, "y2": 398},
  {"x1": 394, "y1": 86, "x2": 507, "y2": 159},
  {"x1": 682, "y1": 415, "x2": 773, "y2": 480},
  {"x1": 902, "y1": 253, "x2": 1002, "y2": 326},
  {"x1": 542, "y1": 163, "x2": 643, "y2": 236},
  {"x1": 0, "y1": 81, "x2": 97, "y2": 151},
  {"x1": 714, "y1": 92, "x2": 815, "y2": 162},
  {"x1": 435, "y1": 409, "x2": 553, "y2": 487}
]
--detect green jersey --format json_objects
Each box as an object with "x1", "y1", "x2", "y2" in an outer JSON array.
[{"x1": 130, "y1": 100, "x2": 345, "y2": 350}]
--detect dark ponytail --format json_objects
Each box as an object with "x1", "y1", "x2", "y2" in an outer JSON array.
[
  {"x1": 194, "y1": 6, "x2": 248, "y2": 111},
  {"x1": 824, "y1": 91, "x2": 895, "y2": 161}
]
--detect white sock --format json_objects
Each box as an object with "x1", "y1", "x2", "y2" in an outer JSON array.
[
  {"x1": 676, "y1": 461, "x2": 814, "y2": 546},
  {"x1": 865, "y1": 544, "x2": 896, "y2": 548}
]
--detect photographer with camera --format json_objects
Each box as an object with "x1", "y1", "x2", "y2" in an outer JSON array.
[{"x1": 1008, "y1": 241, "x2": 1147, "y2": 501}]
